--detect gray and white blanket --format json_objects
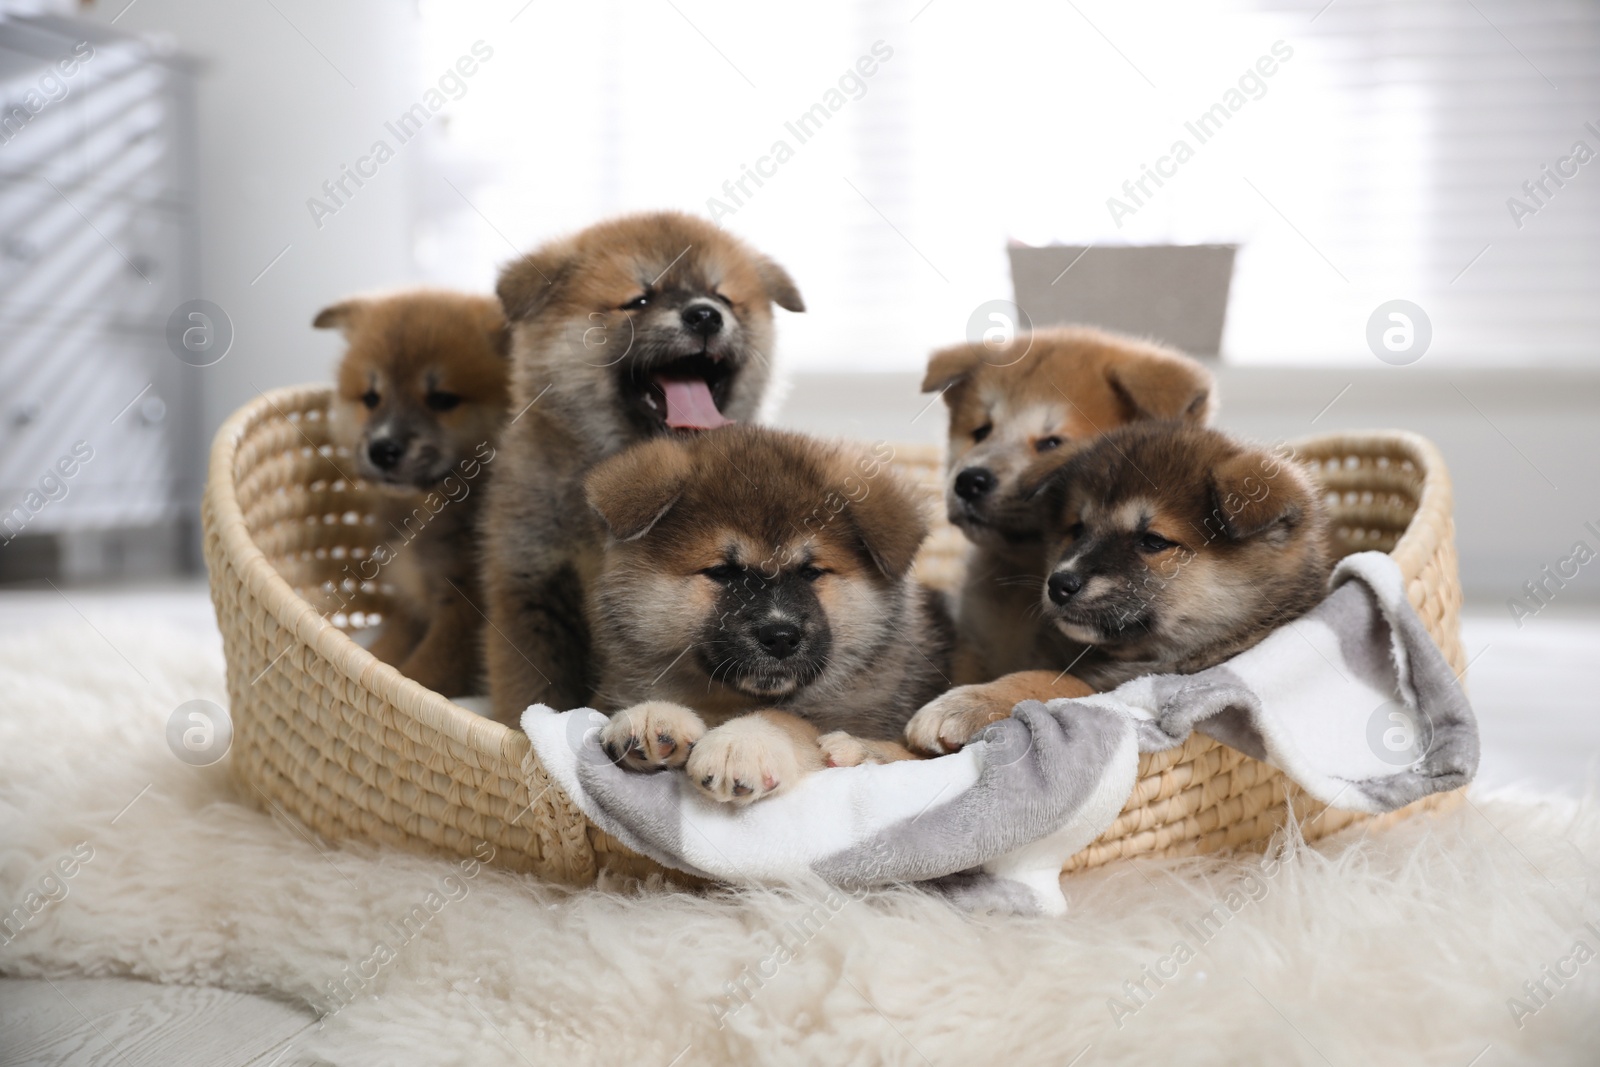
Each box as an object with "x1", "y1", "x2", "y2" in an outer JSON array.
[{"x1": 521, "y1": 552, "x2": 1477, "y2": 914}]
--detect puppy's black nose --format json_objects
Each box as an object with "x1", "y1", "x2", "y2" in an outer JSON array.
[
  {"x1": 954, "y1": 467, "x2": 996, "y2": 502},
  {"x1": 367, "y1": 438, "x2": 403, "y2": 471},
  {"x1": 755, "y1": 621, "x2": 801, "y2": 659},
  {"x1": 1048, "y1": 571, "x2": 1083, "y2": 605},
  {"x1": 682, "y1": 304, "x2": 723, "y2": 338}
]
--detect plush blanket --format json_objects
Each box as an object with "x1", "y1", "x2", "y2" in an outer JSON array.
[{"x1": 524, "y1": 552, "x2": 1478, "y2": 913}]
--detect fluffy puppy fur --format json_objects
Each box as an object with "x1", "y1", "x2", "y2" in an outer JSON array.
[
  {"x1": 907, "y1": 423, "x2": 1331, "y2": 754},
  {"x1": 320, "y1": 290, "x2": 510, "y2": 697},
  {"x1": 923, "y1": 327, "x2": 1215, "y2": 687},
  {"x1": 483, "y1": 212, "x2": 804, "y2": 723},
  {"x1": 585, "y1": 426, "x2": 953, "y2": 804}
]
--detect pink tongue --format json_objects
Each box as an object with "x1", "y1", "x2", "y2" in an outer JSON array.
[{"x1": 658, "y1": 375, "x2": 734, "y2": 430}]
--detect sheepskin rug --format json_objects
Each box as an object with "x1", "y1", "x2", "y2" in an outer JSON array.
[{"x1": 2, "y1": 618, "x2": 1599, "y2": 1067}]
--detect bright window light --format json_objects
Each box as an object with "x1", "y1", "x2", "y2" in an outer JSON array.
[{"x1": 413, "y1": 0, "x2": 1600, "y2": 369}]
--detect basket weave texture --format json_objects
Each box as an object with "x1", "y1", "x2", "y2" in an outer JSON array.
[{"x1": 203, "y1": 386, "x2": 1466, "y2": 884}]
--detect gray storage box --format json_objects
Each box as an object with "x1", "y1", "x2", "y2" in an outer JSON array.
[{"x1": 1008, "y1": 244, "x2": 1237, "y2": 357}]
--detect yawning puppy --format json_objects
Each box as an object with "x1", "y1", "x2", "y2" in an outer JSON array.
[
  {"x1": 483, "y1": 212, "x2": 805, "y2": 723},
  {"x1": 585, "y1": 426, "x2": 952, "y2": 804},
  {"x1": 320, "y1": 290, "x2": 510, "y2": 697},
  {"x1": 906, "y1": 423, "x2": 1331, "y2": 753},
  {"x1": 923, "y1": 326, "x2": 1215, "y2": 686}
]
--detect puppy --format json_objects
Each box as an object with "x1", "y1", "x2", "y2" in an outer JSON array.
[
  {"x1": 923, "y1": 326, "x2": 1215, "y2": 686},
  {"x1": 320, "y1": 290, "x2": 510, "y2": 697},
  {"x1": 484, "y1": 212, "x2": 804, "y2": 723},
  {"x1": 907, "y1": 422, "x2": 1332, "y2": 753},
  {"x1": 584, "y1": 426, "x2": 953, "y2": 804}
]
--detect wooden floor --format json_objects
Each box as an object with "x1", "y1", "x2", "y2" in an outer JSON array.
[{"x1": 0, "y1": 978, "x2": 317, "y2": 1067}]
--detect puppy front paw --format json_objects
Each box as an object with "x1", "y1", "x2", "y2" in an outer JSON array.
[
  {"x1": 817, "y1": 731, "x2": 878, "y2": 768},
  {"x1": 904, "y1": 685, "x2": 1015, "y2": 755},
  {"x1": 817, "y1": 732, "x2": 919, "y2": 768},
  {"x1": 600, "y1": 701, "x2": 706, "y2": 771},
  {"x1": 686, "y1": 716, "x2": 812, "y2": 805}
]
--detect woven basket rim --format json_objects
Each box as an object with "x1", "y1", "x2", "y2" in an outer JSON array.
[
  {"x1": 1301, "y1": 428, "x2": 1453, "y2": 579},
  {"x1": 207, "y1": 385, "x2": 1457, "y2": 777},
  {"x1": 206, "y1": 385, "x2": 526, "y2": 765}
]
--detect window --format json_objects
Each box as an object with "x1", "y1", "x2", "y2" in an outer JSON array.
[{"x1": 414, "y1": 0, "x2": 1600, "y2": 368}]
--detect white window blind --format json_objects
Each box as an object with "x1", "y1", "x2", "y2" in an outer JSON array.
[{"x1": 414, "y1": 0, "x2": 1600, "y2": 368}]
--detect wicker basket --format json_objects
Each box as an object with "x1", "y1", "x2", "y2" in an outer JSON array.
[{"x1": 203, "y1": 386, "x2": 1467, "y2": 885}]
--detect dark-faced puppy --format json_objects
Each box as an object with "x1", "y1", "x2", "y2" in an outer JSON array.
[
  {"x1": 320, "y1": 289, "x2": 510, "y2": 696},
  {"x1": 907, "y1": 423, "x2": 1331, "y2": 753},
  {"x1": 484, "y1": 212, "x2": 804, "y2": 723},
  {"x1": 924, "y1": 327, "x2": 1214, "y2": 685},
  {"x1": 585, "y1": 426, "x2": 952, "y2": 804}
]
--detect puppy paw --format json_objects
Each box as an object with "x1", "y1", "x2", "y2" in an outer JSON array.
[
  {"x1": 904, "y1": 685, "x2": 1014, "y2": 755},
  {"x1": 817, "y1": 731, "x2": 879, "y2": 768},
  {"x1": 686, "y1": 716, "x2": 811, "y2": 805},
  {"x1": 600, "y1": 701, "x2": 705, "y2": 772},
  {"x1": 816, "y1": 732, "x2": 921, "y2": 768}
]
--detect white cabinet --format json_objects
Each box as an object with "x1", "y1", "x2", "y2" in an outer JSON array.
[{"x1": 0, "y1": 15, "x2": 198, "y2": 578}]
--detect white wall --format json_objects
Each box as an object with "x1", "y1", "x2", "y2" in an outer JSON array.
[{"x1": 79, "y1": 0, "x2": 421, "y2": 442}]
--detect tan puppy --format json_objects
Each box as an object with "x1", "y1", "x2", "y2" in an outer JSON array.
[
  {"x1": 320, "y1": 290, "x2": 510, "y2": 697},
  {"x1": 907, "y1": 423, "x2": 1332, "y2": 753},
  {"x1": 483, "y1": 212, "x2": 804, "y2": 723},
  {"x1": 923, "y1": 326, "x2": 1215, "y2": 687},
  {"x1": 585, "y1": 426, "x2": 952, "y2": 804}
]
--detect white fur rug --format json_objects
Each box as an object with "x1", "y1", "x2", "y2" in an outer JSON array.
[{"x1": 2, "y1": 619, "x2": 1598, "y2": 1066}]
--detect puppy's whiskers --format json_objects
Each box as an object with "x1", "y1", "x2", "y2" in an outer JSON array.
[{"x1": 706, "y1": 655, "x2": 740, "y2": 691}]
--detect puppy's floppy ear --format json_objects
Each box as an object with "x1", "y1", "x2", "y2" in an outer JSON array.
[
  {"x1": 921, "y1": 342, "x2": 985, "y2": 393},
  {"x1": 756, "y1": 256, "x2": 805, "y2": 313},
  {"x1": 313, "y1": 299, "x2": 366, "y2": 332},
  {"x1": 1206, "y1": 447, "x2": 1311, "y2": 544},
  {"x1": 585, "y1": 438, "x2": 695, "y2": 542},
  {"x1": 496, "y1": 248, "x2": 572, "y2": 322},
  {"x1": 1106, "y1": 349, "x2": 1215, "y2": 423},
  {"x1": 842, "y1": 460, "x2": 928, "y2": 580}
]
